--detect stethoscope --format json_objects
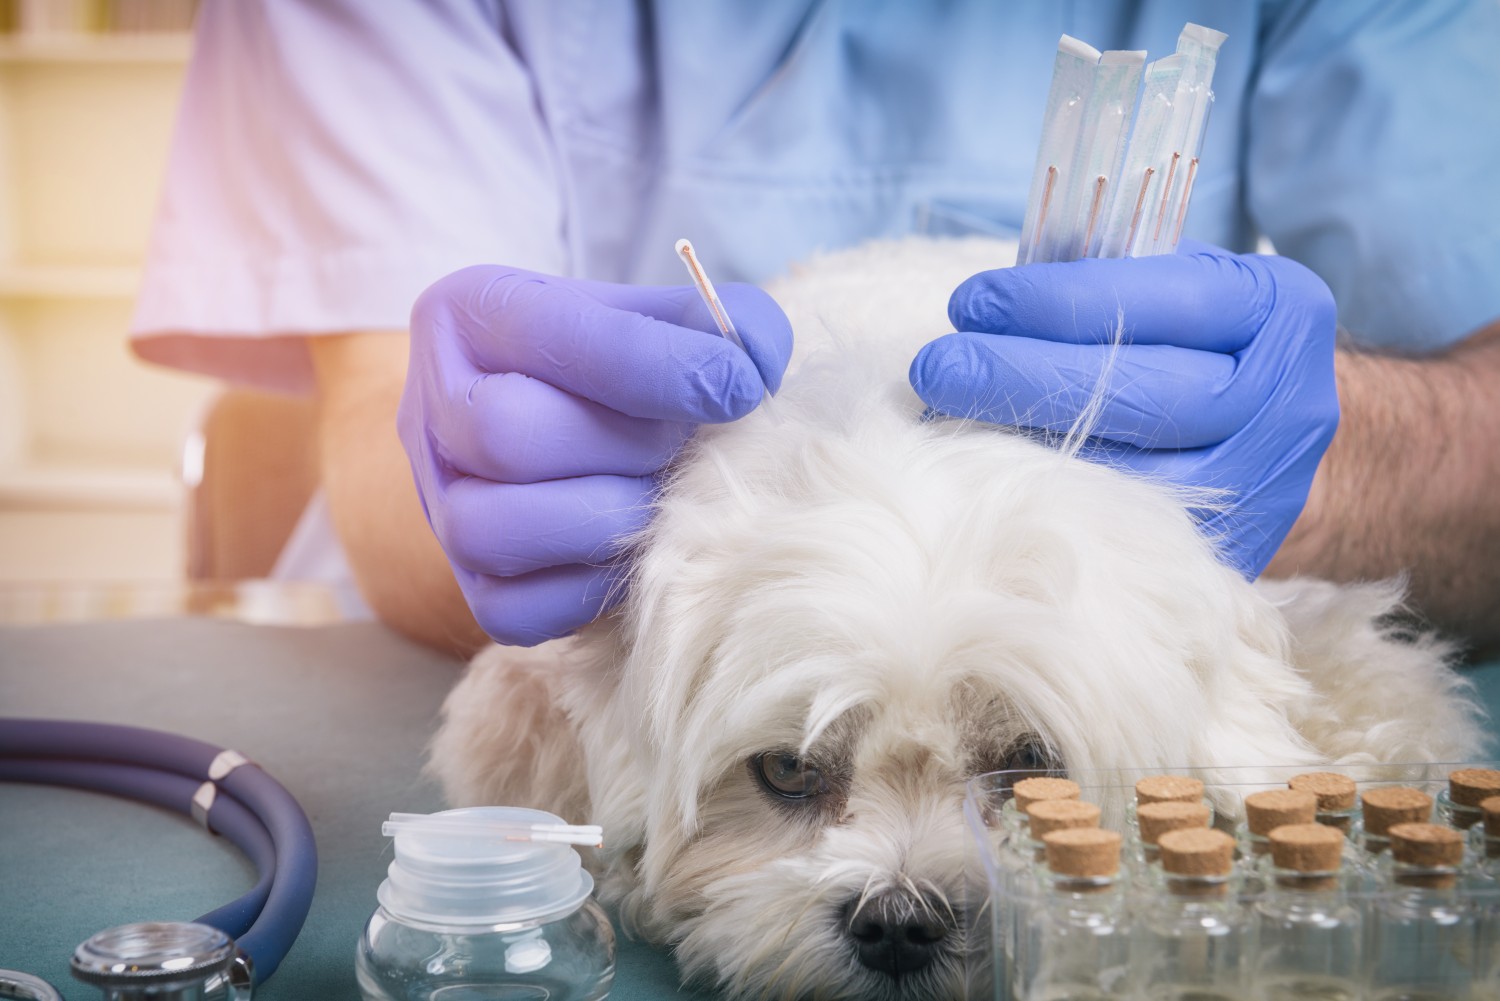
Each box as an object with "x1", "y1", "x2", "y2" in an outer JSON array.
[{"x1": 0, "y1": 719, "x2": 318, "y2": 1000}]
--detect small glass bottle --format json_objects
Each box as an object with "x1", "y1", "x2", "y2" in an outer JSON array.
[
  {"x1": 1287, "y1": 772, "x2": 1360, "y2": 836},
  {"x1": 1367, "y1": 821, "x2": 1473, "y2": 1001},
  {"x1": 1129, "y1": 776, "x2": 1211, "y2": 840},
  {"x1": 1238, "y1": 790, "x2": 1316, "y2": 878},
  {"x1": 1136, "y1": 801, "x2": 1211, "y2": 872},
  {"x1": 1020, "y1": 799, "x2": 1103, "y2": 864},
  {"x1": 1134, "y1": 827, "x2": 1251, "y2": 1001},
  {"x1": 1017, "y1": 828, "x2": 1130, "y2": 1001},
  {"x1": 1438, "y1": 769, "x2": 1500, "y2": 847},
  {"x1": 1357, "y1": 786, "x2": 1432, "y2": 869},
  {"x1": 356, "y1": 807, "x2": 615, "y2": 1001},
  {"x1": 1002, "y1": 777, "x2": 1083, "y2": 839},
  {"x1": 1471, "y1": 797, "x2": 1500, "y2": 1000},
  {"x1": 1252, "y1": 823, "x2": 1362, "y2": 1001},
  {"x1": 1009, "y1": 798, "x2": 1103, "y2": 998}
]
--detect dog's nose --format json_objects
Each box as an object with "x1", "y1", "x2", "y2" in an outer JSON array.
[{"x1": 843, "y1": 890, "x2": 949, "y2": 976}]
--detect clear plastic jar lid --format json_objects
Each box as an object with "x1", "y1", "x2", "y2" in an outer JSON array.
[{"x1": 377, "y1": 807, "x2": 595, "y2": 926}]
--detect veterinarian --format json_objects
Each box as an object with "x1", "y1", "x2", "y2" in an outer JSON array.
[{"x1": 133, "y1": 1, "x2": 1500, "y2": 654}]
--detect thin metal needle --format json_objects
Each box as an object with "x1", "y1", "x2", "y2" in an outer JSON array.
[
  {"x1": 1170, "y1": 157, "x2": 1200, "y2": 249},
  {"x1": 675, "y1": 238, "x2": 748, "y2": 354},
  {"x1": 1081, "y1": 175, "x2": 1108, "y2": 259},
  {"x1": 1152, "y1": 152, "x2": 1181, "y2": 245},
  {"x1": 1124, "y1": 166, "x2": 1154, "y2": 258}
]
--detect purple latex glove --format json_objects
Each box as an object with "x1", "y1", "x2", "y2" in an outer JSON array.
[
  {"x1": 400, "y1": 266, "x2": 792, "y2": 646},
  {"x1": 909, "y1": 243, "x2": 1339, "y2": 578}
]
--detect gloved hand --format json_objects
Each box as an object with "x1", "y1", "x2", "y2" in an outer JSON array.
[
  {"x1": 909, "y1": 243, "x2": 1339, "y2": 578},
  {"x1": 400, "y1": 266, "x2": 792, "y2": 646}
]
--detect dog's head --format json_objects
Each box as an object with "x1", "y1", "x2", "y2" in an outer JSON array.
[{"x1": 584, "y1": 251, "x2": 1324, "y2": 996}]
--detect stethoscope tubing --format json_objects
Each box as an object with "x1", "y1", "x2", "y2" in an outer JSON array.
[
  {"x1": 0, "y1": 719, "x2": 317, "y2": 984},
  {"x1": 0, "y1": 758, "x2": 276, "y2": 939}
]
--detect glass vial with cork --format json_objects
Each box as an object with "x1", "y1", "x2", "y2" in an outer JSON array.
[
  {"x1": 1239, "y1": 789, "x2": 1317, "y2": 878},
  {"x1": 1129, "y1": 776, "x2": 1211, "y2": 839},
  {"x1": 1017, "y1": 828, "x2": 1129, "y2": 1001},
  {"x1": 1367, "y1": 821, "x2": 1473, "y2": 1001},
  {"x1": 1136, "y1": 801, "x2": 1212, "y2": 872},
  {"x1": 1252, "y1": 822, "x2": 1362, "y2": 1001},
  {"x1": 1358, "y1": 787, "x2": 1433, "y2": 870},
  {"x1": 1134, "y1": 827, "x2": 1251, "y2": 1001},
  {"x1": 1287, "y1": 772, "x2": 1359, "y2": 835}
]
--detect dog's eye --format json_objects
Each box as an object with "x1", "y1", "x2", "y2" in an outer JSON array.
[
  {"x1": 752, "y1": 752, "x2": 824, "y2": 800},
  {"x1": 1003, "y1": 739, "x2": 1059, "y2": 775}
]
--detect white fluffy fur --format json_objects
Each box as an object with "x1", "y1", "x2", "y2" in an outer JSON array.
[{"x1": 429, "y1": 238, "x2": 1486, "y2": 1000}]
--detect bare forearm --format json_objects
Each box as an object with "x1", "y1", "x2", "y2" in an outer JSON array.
[
  {"x1": 1267, "y1": 322, "x2": 1500, "y2": 647},
  {"x1": 309, "y1": 332, "x2": 489, "y2": 658}
]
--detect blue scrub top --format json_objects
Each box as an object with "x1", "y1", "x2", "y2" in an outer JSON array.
[{"x1": 134, "y1": 0, "x2": 1500, "y2": 393}]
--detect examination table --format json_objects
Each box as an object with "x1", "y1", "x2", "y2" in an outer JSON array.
[{"x1": 2, "y1": 599, "x2": 1497, "y2": 999}]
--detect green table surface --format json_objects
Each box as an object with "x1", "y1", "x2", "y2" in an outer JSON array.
[{"x1": 1, "y1": 618, "x2": 1497, "y2": 1000}]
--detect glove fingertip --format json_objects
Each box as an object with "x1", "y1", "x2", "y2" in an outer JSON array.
[
  {"x1": 720, "y1": 283, "x2": 794, "y2": 393},
  {"x1": 909, "y1": 334, "x2": 979, "y2": 408}
]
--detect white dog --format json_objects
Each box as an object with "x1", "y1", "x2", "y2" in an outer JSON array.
[{"x1": 430, "y1": 238, "x2": 1485, "y2": 1000}]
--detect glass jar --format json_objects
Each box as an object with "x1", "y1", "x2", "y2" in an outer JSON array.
[
  {"x1": 1367, "y1": 822, "x2": 1473, "y2": 1001},
  {"x1": 1133, "y1": 828, "x2": 1251, "y2": 1001},
  {"x1": 1251, "y1": 824, "x2": 1361, "y2": 1001},
  {"x1": 356, "y1": 807, "x2": 615, "y2": 1001},
  {"x1": 1017, "y1": 829, "x2": 1129, "y2": 1001}
]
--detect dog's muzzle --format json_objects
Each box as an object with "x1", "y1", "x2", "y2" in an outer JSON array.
[{"x1": 842, "y1": 889, "x2": 952, "y2": 977}]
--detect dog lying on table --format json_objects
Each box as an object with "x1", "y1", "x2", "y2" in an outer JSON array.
[{"x1": 429, "y1": 238, "x2": 1482, "y2": 1001}]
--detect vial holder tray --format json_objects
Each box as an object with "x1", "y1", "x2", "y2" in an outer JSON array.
[{"x1": 964, "y1": 762, "x2": 1500, "y2": 1001}]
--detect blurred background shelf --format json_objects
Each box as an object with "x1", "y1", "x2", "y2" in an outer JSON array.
[
  {"x1": 0, "y1": 263, "x2": 139, "y2": 297},
  {"x1": 0, "y1": 32, "x2": 189, "y2": 63},
  {"x1": 0, "y1": 462, "x2": 177, "y2": 509},
  {"x1": 0, "y1": 1, "x2": 210, "y2": 583}
]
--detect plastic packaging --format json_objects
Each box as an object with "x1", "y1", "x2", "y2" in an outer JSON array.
[
  {"x1": 356, "y1": 807, "x2": 615, "y2": 1001},
  {"x1": 1016, "y1": 35, "x2": 1101, "y2": 266},
  {"x1": 1053, "y1": 49, "x2": 1146, "y2": 262},
  {"x1": 1095, "y1": 54, "x2": 1183, "y2": 260},
  {"x1": 1138, "y1": 23, "x2": 1227, "y2": 257},
  {"x1": 1018, "y1": 22, "x2": 1227, "y2": 265}
]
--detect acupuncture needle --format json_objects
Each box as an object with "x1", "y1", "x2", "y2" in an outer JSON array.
[
  {"x1": 676, "y1": 238, "x2": 779, "y2": 420},
  {"x1": 1081, "y1": 175, "x2": 1108, "y2": 258},
  {"x1": 1170, "y1": 157, "x2": 1200, "y2": 249},
  {"x1": 1152, "y1": 151, "x2": 1181, "y2": 245},
  {"x1": 1124, "y1": 166, "x2": 1155, "y2": 257},
  {"x1": 1029, "y1": 165, "x2": 1060, "y2": 264},
  {"x1": 384, "y1": 813, "x2": 605, "y2": 848},
  {"x1": 675, "y1": 238, "x2": 749, "y2": 354}
]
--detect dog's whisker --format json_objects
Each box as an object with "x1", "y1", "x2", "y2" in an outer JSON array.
[{"x1": 915, "y1": 876, "x2": 959, "y2": 927}]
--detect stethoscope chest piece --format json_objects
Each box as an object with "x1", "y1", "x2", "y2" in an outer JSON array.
[{"x1": 70, "y1": 922, "x2": 252, "y2": 1000}]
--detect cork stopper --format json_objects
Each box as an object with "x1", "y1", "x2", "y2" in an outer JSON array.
[
  {"x1": 1026, "y1": 799, "x2": 1101, "y2": 840},
  {"x1": 1013, "y1": 777, "x2": 1081, "y2": 813},
  {"x1": 1269, "y1": 823, "x2": 1344, "y2": 874},
  {"x1": 1482, "y1": 796, "x2": 1500, "y2": 838},
  {"x1": 1449, "y1": 769, "x2": 1500, "y2": 808},
  {"x1": 1135, "y1": 775, "x2": 1205, "y2": 806},
  {"x1": 1361, "y1": 787, "x2": 1433, "y2": 837},
  {"x1": 1288, "y1": 772, "x2": 1358, "y2": 811},
  {"x1": 1389, "y1": 822, "x2": 1465, "y2": 866},
  {"x1": 1158, "y1": 828, "x2": 1236, "y2": 879},
  {"x1": 1137, "y1": 801, "x2": 1212, "y2": 846},
  {"x1": 1390, "y1": 823, "x2": 1464, "y2": 887},
  {"x1": 1245, "y1": 789, "x2": 1318, "y2": 836},
  {"x1": 1044, "y1": 828, "x2": 1122, "y2": 879}
]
